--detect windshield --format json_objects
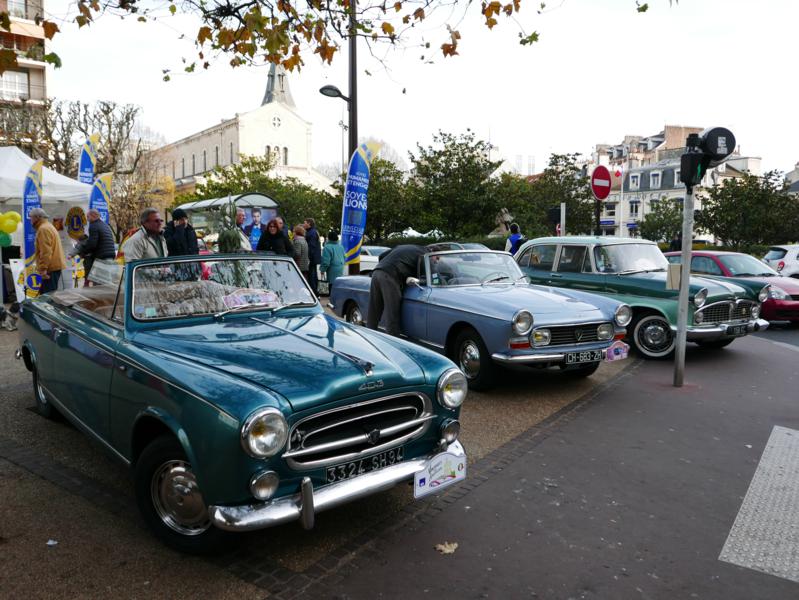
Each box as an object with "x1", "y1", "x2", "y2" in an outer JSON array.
[
  {"x1": 428, "y1": 251, "x2": 524, "y2": 286},
  {"x1": 594, "y1": 244, "x2": 668, "y2": 274},
  {"x1": 719, "y1": 254, "x2": 779, "y2": 277},
  {"x1": 364, "y1": 246, "x2": 390, "y2": 256},
  {"x1": 132, "y1": 257, "x2": 316, "y2": 321}
]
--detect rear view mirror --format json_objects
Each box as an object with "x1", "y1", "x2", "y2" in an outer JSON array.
[{"x1": 406, "y1": 277, "x2": 421, "y2": 288}]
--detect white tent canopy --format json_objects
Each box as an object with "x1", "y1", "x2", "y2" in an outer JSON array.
[{"x1": 0, "y1": 146, "x2": 91, "y2": 205}]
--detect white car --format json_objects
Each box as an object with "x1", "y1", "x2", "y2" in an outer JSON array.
[
  {"x1": 358, "y1": 245, "x2": 390, "y2": 273},
  {"x1": 763, "y1": 245, "x2": 799, "y2": 278}
]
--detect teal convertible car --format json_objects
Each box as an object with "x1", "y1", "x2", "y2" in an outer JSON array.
[{"x1": 16, "y1": 255, "x2": 467, "y2": 553}]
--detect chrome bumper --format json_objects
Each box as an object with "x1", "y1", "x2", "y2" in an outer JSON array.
[
  {"x1": 678, "y1": 318, "x2": 769, "y2": 341},
  {"x1": 209, "y1": 440, "x2": 466, "y2": 533},
  {"x1": 491, "y1": 348, "x2": 611, "y2": 365}
]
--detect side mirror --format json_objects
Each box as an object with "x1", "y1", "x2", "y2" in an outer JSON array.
[{"x1": 406, "y1": 277, "x2": 421, "y2": 288}]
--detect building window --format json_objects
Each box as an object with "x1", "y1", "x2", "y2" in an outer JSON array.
[
  {"x1": 215, "y1": 146, "x2": 219, "y2": 167},
  {"x1": 283, "y1": 147, "x2": 288, "y2": 166},
  {"x1": 191, "y1": 154, "x2": 195, "y2": 175},
  {"x1": 230, "y1": 142, "x2": 234, "y2": 164},
  {"x1": 604, "y1": 203, "x2": 616, "y2": 217},
  {"x1": 172, "y1": 162, "x2": 175, "y2": 179},
  {"x1": 650, "y1": 172, "x2": 661, "y2": 189},
  {"x1": 630, "y1": 174, "x2": 640, "y2": 190},
  {"x1": 7, "y1": 0, "x2": 26, "y2": 19},
  {"x1": 0, "y1": 70, "x2": 29, "y2": 101},
  {"x1": 181, "y1": 158, "x2": 185, "y2": 178},
  {"x1": 629, "y1": 202, "x2": 640, "y2": 218},
  {"x1": 202, "y1": 150, "x2": 207, "y2": 172},
  {"x1": 673, "y1": 169, "x2": 681, "y2": 187}
]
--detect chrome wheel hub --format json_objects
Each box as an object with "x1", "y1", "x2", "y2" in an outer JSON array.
[
  {"x1": 349, "y1": 307, "x2": 363, "y2": 325},
  {"x1": 151, "y1": 460, "x2": 211, "y2": 536},
  {"x1": 637, "y1": 318, "x2": 673, "y2": 354},
  {"x1": 459, "y1": 341, "x2": 481, "y2": 379}
]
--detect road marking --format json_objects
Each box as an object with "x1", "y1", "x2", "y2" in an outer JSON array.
[{"x1": 719, "y1": 426, "x2": 799, "y2": 582}]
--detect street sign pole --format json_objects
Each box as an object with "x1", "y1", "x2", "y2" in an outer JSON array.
[
  {"x1": 590, "y1": 166, "x2": 611, "y2": 235},
  {"x1": 673, "y1": 184, "x2": 695, "y2": 387},
  {"x1": 560, "y1": 202, "x2": 566, "y2": 237}
]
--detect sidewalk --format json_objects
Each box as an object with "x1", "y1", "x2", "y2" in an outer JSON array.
[{"x1": 306, "y1": 335, "x2": 799, "y2": 599}]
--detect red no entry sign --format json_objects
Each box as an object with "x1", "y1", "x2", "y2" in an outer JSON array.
[{"x1": 591, "y1": 166, "x2": 612, "y2": 200}]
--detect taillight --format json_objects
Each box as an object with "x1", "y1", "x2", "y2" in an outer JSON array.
[{"x1": 777, "y1": 260, "x2": 785, "y2": 272}]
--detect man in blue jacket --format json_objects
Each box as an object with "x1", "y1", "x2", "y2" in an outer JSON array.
[
  {"x1": 76, "y1": 208, "x2": 116, "y2": 285},
  {"x1": 304, "y1": 217, "x2": 322, "y2": 296}
]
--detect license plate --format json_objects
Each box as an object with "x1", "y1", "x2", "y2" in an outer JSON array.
[
  {"x1": 727, "y1": 324, "x2": 747, "y2": 336},
  {"x1": 414, "y1": 451, "x2": 467, "y2": 499},
  {"x1": 565, "y1": 349, "x2": 603, "y2": 364},
  {"x1": 326, "y1": 447, "x2": 404, "y2": 483}
]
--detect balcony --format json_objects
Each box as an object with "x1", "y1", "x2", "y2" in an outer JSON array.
[{"x1": 1, "y1": 0, "x2": 43, "y2": 22}]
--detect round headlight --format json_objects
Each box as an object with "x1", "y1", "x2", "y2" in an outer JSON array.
[
  {"x1": 250, "y1": 470, "x2": 280, "y2": 500},
  {"x1": 437, "y1": 368, "x2": 468, "y2": 409},
  {"x1": 241, "y1": 408, "x2": 288, "y2": 458},
  {"x1": 597, "y1": 323, "x2": 614, "y2": 340},
  {"x1": 693, "y1": 288, "x2": 708, "y2": 308},
  {"x1": 769, "y1": 286, "x2": 788, "y2": 300},
  {"x1": 532, "y1": 328, "x2": 551, "y2": 346},
  {"x1": 758, "y1": 285, "x2": 770, "y2": 303},
  {"x1": 614, "y1": 304, "x2": 632, "y2": 327},
  {"x1": 694, "y1": 310, "x2": 705, "y2": 324},
  {"x1": 512, "y1": 310, "x2": 534, "y2": 336},
  {"x1": 751, "y1": 304, "x2": 761, "y2": 319}
]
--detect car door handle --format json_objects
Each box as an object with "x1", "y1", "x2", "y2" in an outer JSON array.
[{"x1": 550, "y1": 274, "x2": 563, "y2": 278}]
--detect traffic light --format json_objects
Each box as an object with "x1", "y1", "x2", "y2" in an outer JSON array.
[{"x1": 679, "y1": 128, "x2": 736, "y2": 190}]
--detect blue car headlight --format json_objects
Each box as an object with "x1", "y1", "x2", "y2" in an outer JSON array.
[
  {"x1": 241, "y1": 408, "x2": 288, "y2": 458},
  {"x1": 437, "y1": 368, "x2": 468, "y2": 409},
  {"x1": 532, "y1": 329, "x2": 551, "y2": 346},
  {"x1": 614, "y1": 304, "x2": 632, "y2": 327},
  {"x1": 597, "y1": 323, "x2": 614, "y2": 340},
  {"x1": 512, "y1": 310, "x2": 534, "y2": 336}
]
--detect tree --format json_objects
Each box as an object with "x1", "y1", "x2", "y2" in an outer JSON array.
[
  {"x1": 524, "y1": 153, "x2": 595, "y2": 235},
  {"x1": 695, "y1": 171, "x2": 799, "y2": 250},
  {"x1": 408, "y1": 130, "x2": 502, "y2": 238},
  {"x1": 639, "y1": 198, "x2": 682, "y2": 243},
  {"x1": 0, "y1": 2, "x2": 660, "y2": 77},
  {"x1": 357, "y1": 157, "x2": 414, "y2": 241},
  {"x1": 184, "y1": 154, "x2": 337, "y2": 234},
  {"x1": 492, "y1": 172, "x2": 549, "y2": 239}
]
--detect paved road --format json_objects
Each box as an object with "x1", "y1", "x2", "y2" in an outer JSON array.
[
  {"x1": 755, "y1": 321, "x2": 799, "y2": 348},
  {"x1": 307, "y1": 334, "x2": 799, "y2": 599}
]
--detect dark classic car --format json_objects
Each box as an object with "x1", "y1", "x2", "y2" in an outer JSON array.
[
  {"x1": 329, "y1": 249, "x2": 632, "y2": 390},
  {"x1": 664, "y1": 250, "x2": 799, "y2": 323},
  {"x1": 515, "y1": 237, "x2": 770, "y2": 358},
  {"x1": 16, "y1": 255, "x2": 467, "y2": 552}
]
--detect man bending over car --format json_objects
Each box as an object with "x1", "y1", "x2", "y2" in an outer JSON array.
[{"x1": 366, "y1": 244, "x2": 426, "y2": 336}]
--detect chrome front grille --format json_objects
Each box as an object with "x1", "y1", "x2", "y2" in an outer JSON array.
[
  {"x1": 547, "y1": 323, "x2": 607, "y2": 346},
  {"x1": 697, "y1": 300, "x2": 757, "y2": 324},
  {"x1": 284, "y1": 393, "x2": 433, "y2": 470}
]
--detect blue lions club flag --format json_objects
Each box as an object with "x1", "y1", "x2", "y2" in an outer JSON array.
[
  {"x1": 90, "y1": 173, "x2": 112, "y2": 224},
  {"x1": 78, "y1": 134, "x2": 100, "y2": 185},
  {"x1": 23, "y1": 160, "x2": 43, "y2": 297},
  {"x1": 341, "y1": 142, "x2": 381, "y2": 267}
]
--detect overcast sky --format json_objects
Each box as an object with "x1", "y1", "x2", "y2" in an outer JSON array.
[{"x1": 44, "y1": 0, "x2": 799, "y2": 174}]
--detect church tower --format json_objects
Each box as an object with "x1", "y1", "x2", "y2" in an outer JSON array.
[{"x1": 262, "y1": 63, "x2": 296, "y2": 108}]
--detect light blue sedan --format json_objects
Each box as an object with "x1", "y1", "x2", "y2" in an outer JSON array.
[{"x1": 329, "y1": 250, "x2": 632, "y2": 389}]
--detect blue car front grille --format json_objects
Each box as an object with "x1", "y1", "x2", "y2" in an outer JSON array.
[
  {"x1": 547, "y1": 323, "x2": 605, "y2": 346},
  {"x1": 283, "y1": 393, "x2": 434, "y2": 470}
]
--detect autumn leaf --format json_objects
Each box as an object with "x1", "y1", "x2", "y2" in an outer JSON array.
[
  {"x1": 434, "y1": 541, "x2": 458, "y2": 554},
  {"x1": 441, "y1": 42, "x2": 458, "y2": 57},
  {"x1": 519, "y1": 31, "x2": 539, "y2": 45},
  {"x1": 636, "y1": 1, "x2": 649, "y2": 11},
  {"x1": 381, "y1": 22, "x2": 394, "y2": 35},
  {"x1": 197, "y1": 26, "x2": 212, "y2": 44},
  {"x1": 413, "y1": 8, "x2": 425, "y2": 20},
  {"x1": 485, "y1": 17, "x2": 497, "y2": 29},
  {"x1": 42, "y1": 20, "x2": 60, "y2": 39},
  {"x1": 169, "y1": 4, "x2": 176, "y2": 14},
  {"x1": 393, "y1": 1, "x2": 402, "y2": 11},
  {"x1": 0, "y1": 48, "x2": 18, "y2": 75},
  {"x1": 0, "y1": 12, "x2": 11, "y2": 32}
]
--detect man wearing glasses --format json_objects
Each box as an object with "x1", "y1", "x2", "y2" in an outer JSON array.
[{"x1": 122, "y1": 207, "x2": 169, "y2": 262}]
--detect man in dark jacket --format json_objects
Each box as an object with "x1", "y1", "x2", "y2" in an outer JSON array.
[
  {"x1": 164, "y1": 208, "x2": 199, "y2": 256},
  {"x1": 304, "y1": 217, "x2": 322, "y2": 295},
  {"x1": 366, "y1": 244, "x2": 426, "y2": 336},
  {"x1": 76, "y1": 208, "x2": 116, "y2": 284}
]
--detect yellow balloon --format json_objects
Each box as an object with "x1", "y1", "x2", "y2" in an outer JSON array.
[
  {"x1": 0, "y1": 217, "x2": 18, "y2": 234},
  {"x1": 7, "y1": 211, "x2": 22, "y2": 224}
]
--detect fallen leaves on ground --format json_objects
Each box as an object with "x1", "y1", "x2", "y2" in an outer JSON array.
[{"x1": 435, "y1": 541, "x2": 458, "y2": 555}]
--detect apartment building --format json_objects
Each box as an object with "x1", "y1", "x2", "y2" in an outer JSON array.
[{"x1": 0, "y1": 0, "x2": 46, "y2": 104}]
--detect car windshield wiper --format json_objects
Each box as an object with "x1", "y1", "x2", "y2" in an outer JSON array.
[
  {"x1": 270, "y1": 300, "x2": 317, "y2": 314},
  {"x1": 214, "y1": 302, "x2": 277, "y2": 319},
  {"x1": 482, "y1": 275, "x2": 513, "y2": 285}
]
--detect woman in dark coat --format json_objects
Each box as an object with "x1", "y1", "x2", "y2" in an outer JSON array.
[{"x1": 256, "y1": 219, "x2": 293, "y2": 256}]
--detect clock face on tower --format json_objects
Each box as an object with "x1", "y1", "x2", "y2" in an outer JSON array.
[{"x1": 272, "y1": 116, "x2": 281, "y2": 129}]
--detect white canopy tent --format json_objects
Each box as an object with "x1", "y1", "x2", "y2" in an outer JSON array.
[{"x1": 0, "y1": 146, "x2": 92, "y2": 205}]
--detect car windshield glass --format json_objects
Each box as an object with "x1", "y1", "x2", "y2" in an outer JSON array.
[
  {"x1": 594, "y1": 244, "x2": 668, "y2": 274},
  {"x1": 132, "y1": 257, "x2": 316, "y2": 321},
  {"x1": 764, "y1": 248, "x2": 787, "y2": 260},
  {"x1": 719, "y1": 254, "x2": 779, "y2": 276},
  {"x1": 428, "y1": 251, "x2": 523, "y2": 286}
]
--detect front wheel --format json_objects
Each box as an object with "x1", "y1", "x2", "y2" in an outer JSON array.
[
  {"x1": 696, "y1": 339, "x2": 734, "y2": 349},
  {"x1": 450, "y1": 328, "x2": 496, "y2": 390},
  {"x1": 344, "y1": 302, "x2": 364, "y2": 326},
  {"x1": 631, "y1": 314, "x2": 675, "y2": 359},
  {"x1": 135, "y1": 435, "x2": 226, "y2": 554}
]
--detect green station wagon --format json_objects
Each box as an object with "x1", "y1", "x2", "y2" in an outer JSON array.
[{"x1": 514, "y1": 237, "x2": 770, "y2": 358}]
